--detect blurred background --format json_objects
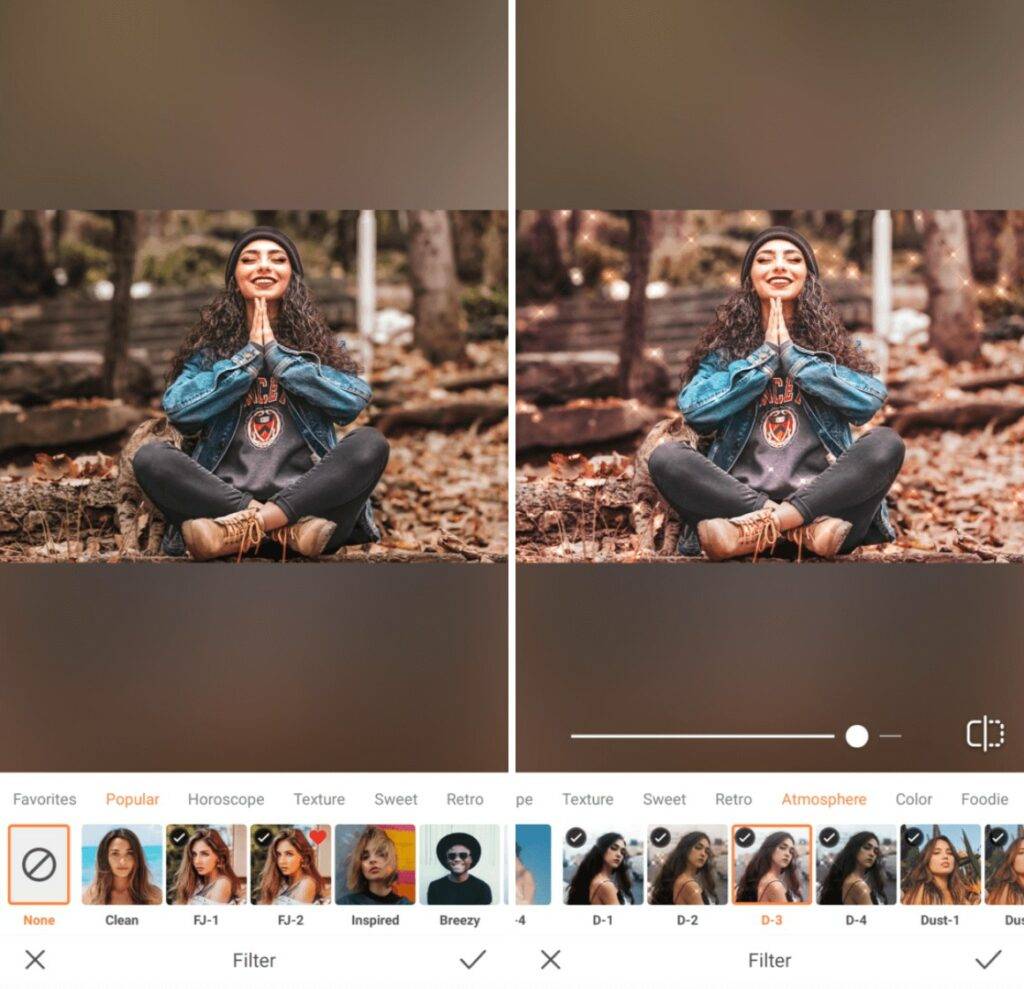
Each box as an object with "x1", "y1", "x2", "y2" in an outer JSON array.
[
  {"x1": 516, "y1": 209, "x2": 1024, "y2": 562},
  {"x1": 0, "y1": 209, "x2": 508, "y2": 562}
]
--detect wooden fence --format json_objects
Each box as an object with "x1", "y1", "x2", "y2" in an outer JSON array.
[
  {"x1": 0, "y1": 280, "x2": 357, "y2": 382},
  {"x1": 517, "y1": 281, "x2": 876, "y2": 374}
]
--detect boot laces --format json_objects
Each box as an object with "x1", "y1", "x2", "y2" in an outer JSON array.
[
  {"x1": 739, "y1": 510, "x2": 779, "y2": 563},
  {"x1": 221, "y1": 511, "x2": 265, "y2": 562}
]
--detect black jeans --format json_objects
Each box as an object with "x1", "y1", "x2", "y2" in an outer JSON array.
[
  {"x1": 133, "y1": 426, "x2": 390, "y2": 551},
  {"x1": 648, "y1": 427, "x2": 905, "y2": 553}
]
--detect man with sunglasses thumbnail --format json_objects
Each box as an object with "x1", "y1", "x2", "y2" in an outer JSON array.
[{"x1": 427, "y1": 832, "x2": 493, "y2": 905}]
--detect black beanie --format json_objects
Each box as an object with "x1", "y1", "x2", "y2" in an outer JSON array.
[
  {"x1": 437, "y1": 832, "x2": 482, "y2": 869},
  {"x1": 740, "y1": 226, "x2": 819, "y2": 284},
  {"x1": 225, "y1": 226, "x2": 304, "y2": 287}
]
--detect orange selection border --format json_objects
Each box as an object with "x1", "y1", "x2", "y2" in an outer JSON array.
[
  {"x1": 730, "y1": 823, "x2": 813, "y2": 906},
  {"x1": 8, "y1": 824, "x2": 71, "y2": 906}
]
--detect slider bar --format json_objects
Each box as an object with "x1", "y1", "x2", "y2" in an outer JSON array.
[{"x1": 571, "y1": 732, "x2": 837, "y2": 740}]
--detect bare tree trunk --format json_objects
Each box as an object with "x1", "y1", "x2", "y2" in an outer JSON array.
[
  {"x1": 481, "y1": 210, "x2": 508, "y2": 290},
  {"x1": 50, "y1": 210, "x2": 65, "y2": 269},
  {"x1": 407, "y1": 210, "x2": 467, "y2": 364},
  {"x1": 450, "y1": 210, "x2": 490, "y2": 282},
  {"x1": 518, "y1": 210, "x2": 571, "y2": 300},
  {"x1": 102, "y1": 211, "x2": 138, "y2": 399},
  {"x1": 1010, "y1": 211, "x2": 1024, "y2": 284},
  {"x1": 921, "y1": 210, "x2": 982, "y2": 363},
  {"x1": 566, "y1": 209, "x2": 581, "y2": 266},
  {"x1": 849, "y1": 210, "x2": 872, "y2": 270},
  {"x1": 618, "y1": 211, "x2": 653, "y2": 397},
  {"x1": 334, "y1": 210, "x2": 359, "y2": 271},
  {"x1": 966, "y1": 210, "x2": 1005, "y2": 284}
]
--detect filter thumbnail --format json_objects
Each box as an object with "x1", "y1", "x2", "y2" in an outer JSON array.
[
  {"x1": 421, "y1": 826, "x2": 500, "y2": 906},
  {"x1": 165, "y1": 825, "x2": 247, "y2": 905},
  {"x1": 985, "y1": 824, "x2": 1024, "y2": 905},
  {"x1": 900, "y1": 824, "x2": 981, "y2": 905},
  {"x1": 514, "y1": 824, "x2": 552, "y2": 905},
  {"x1": 732, "y1": 826, "x2": 811, "y2": 905},
  {"x1": 335, "y1": 825, "x2": 415, "y2": 905},
  {"x1": 250, "y1": 825, "x2": 332, "y2": 905},
  {"x1": 647, "y1": 825, "x2": 727, "y2": 905},
  {"x1": 815, "y1": 826, "x2": 896, "y2": 905},
  {"x1": 563, "y1": 829, "x2": 643, "y2": 905},
  {"x1": 82, "y1": 825, "x2": 163, "y2": 905}
]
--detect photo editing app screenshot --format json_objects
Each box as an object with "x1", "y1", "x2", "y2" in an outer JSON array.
[{"x1": 2, "y1": 1, "x2": 1024, "y2": 986}]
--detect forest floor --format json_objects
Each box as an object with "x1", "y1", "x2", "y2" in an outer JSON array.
[
  {"x1": 0, "y1": 340, "x2": 508, "y2": 563},
  {"x1": 516, "y1": 340, "x2": 1024, "y2": 563}
]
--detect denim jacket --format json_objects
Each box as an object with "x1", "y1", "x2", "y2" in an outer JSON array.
[
  {"x1": 674, "y1": 341, "x2": 893, "y2": 555},
  {"x1": 160, "y1": 340, "x2": 378, "y2": 554}
]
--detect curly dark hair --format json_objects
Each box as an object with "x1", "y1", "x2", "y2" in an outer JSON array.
[
  {"x1": 168, "y1": 277, "x2": 360, "y2": 383},
  {"x1": 648, "y1": 830, "x2": 718, "y2": 905},
  {"x1": 681, "y1": 273, "x2": 875, "y2": 385},
  {"x1": 566, "y1": 833, "x2": 635, "y2": 905}
]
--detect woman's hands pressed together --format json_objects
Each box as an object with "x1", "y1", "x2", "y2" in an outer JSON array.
[
  {"x1": 248, "y1": 296, "x2": 277, "y2": 348},
  {"x1": 764, "y1": 295, "x2": 791, "y2": 348}
]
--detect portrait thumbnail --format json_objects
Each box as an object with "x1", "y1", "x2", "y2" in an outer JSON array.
[
  {"x1": 81, "y1": 824, "x2": 163, "y2": 905},
  {"x1": 732, "y1": 826, "x2": 811, "y2": 905},
  {"x1": 647, "y1": 825, "x2": 727, "y2": 905},
  {"x1": 250, "y1": 825, "x2": 332, "y2": 905},
  {"x1": 0, "y1": 210, "x2": 507, "y2": 564},
  {"x1": 900, "y1": 824, "x2": 981, "y2": 905},
  {"x1": 562, "y1": 828, "x2": 643, "y2": 906},
  {"x1": 165, "y1": 825, "x2": 247, "y2": 905},
  {"x1": 517, "y1": 210, "x2": 1024, "y2": 564},
  {"x1": 514, "y1": 824, "x2": 551, "y2": 906},
  {"x1": 420, "y1": 825, "x2": 500, "y2": 906},
  {"x1": 985, "y1": 824, "x2": 1024, "y2": 905},
  {"x1": 815, "y1": 826, "x2": 896, "y2": 905},
  {"x1": 335, "y1": 824, "x2": 415, "y2": 905}
]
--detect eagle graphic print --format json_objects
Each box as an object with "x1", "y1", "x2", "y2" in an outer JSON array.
[
  {"x1": 244, "y1": 375, "x2": 286, "y2": 449},
  {"x1": 760, "y1": 376, "x2": 800, "y2": 449}
]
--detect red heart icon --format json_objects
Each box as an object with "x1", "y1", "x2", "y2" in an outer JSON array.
[{"x1": 308, "y1": 828, "x2": 327, "y2": 846}]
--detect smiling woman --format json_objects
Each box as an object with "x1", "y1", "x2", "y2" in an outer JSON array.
[
  {"x1": 131, "y1": 226, "x2": 390, "y2": 562},
  {"x1": 648, "y1": 225, "x2": 905, "y2": 562}
]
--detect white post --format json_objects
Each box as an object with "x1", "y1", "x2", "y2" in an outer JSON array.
[
  {"x1": 872, "y1": 209, "x2": 892, "y2": 339},
  {"x1": 356, "y1": 209, "x2": 377, "y2": 368}
]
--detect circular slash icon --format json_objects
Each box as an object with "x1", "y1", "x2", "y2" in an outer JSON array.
[
  {"x1": 22, "y1": 847, "x2": 57, "y2": 883},
  {"x1": 819, "y1": 827, "x2": 840, "y2": 848},
  {"x1": 735, "y1": 827, "x2": 755, "y2": 848},
  {"x1": 650, "y1": 827, "x2": 671, "y2": 848},
  {"x1": 565, "y1": 828, "x2": 586, "y2": 849}
]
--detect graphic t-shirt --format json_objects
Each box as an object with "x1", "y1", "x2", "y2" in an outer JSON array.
[
  {"x1": 730, "y1": 372, "x2": 829, "y2": 501},
  {"x1": 215, "y1": 363, "x2": 314, "y2": 501}
]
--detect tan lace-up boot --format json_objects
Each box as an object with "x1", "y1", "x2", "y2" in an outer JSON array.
[
  {"x1": 182, "y1": 506, "x2": 266, "y2": 561},
  {"x1": 786, "y1": 516, "x2": 852, "y2": 561},
  {"x1": 697, "y1": 506, "x2": 780, "y2": 562},
  {"x1": 269, "y1": 516, "x2": 337, "y2": 560}
]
